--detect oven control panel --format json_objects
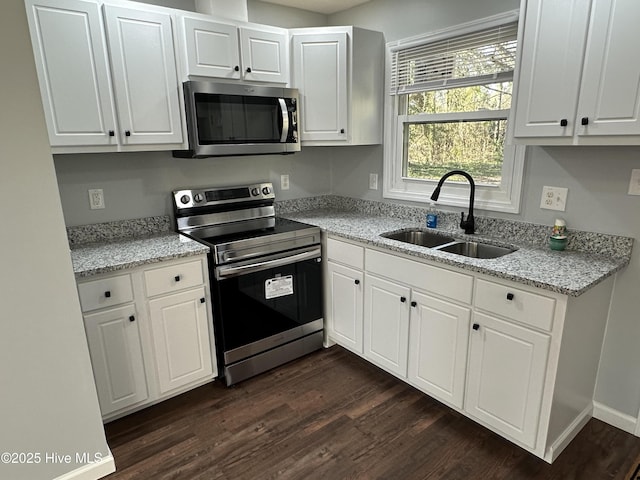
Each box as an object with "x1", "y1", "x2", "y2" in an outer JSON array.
[{"x1": 173, "y1": 182, "x2": 275, "y2": 210}]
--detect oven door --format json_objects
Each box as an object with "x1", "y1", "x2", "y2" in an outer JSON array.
[{"x1": 213, "y1": 246, "x2": 323, "y2": 365}]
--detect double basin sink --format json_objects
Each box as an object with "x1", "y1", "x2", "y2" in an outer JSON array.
[{"x1": 381, "y1": 229, "x2": 516, "y2": 259}]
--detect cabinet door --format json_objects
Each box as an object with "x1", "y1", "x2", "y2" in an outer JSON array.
[
  {"x1": 182, "y1": 17, "x2": 241, "y2": 79},
  {"x1": 465, "y1": 312, "x2": 550, "y2": 448},
  {"x1": 364, "y1": 274, "x2": 410, "y2": 377},
  {"x1": 240, "y1": 28, "x2": 288, "y2": 83},
  {"x1": 103, "y1": 5, "x2": 183, "y2": 145},
  {"x1": 25, "y1": 0, "x2": 117, "y2": 147},
  {"x1": 408, "y1": 292, "x2": 470, "y2": 409},
  {"x1": 83, "y1": 305, "x2": 148, "y2": 416},
  {"x1": 327, "y1": 262, "x2": 363, "y2": 354},
  {"x1": 512, "y1": 0, "x2": 591, "y2": 138},
  {"x1": 292, "y1": 32, "x2": 348, "y2": 142},
  {"x1": 577, "y1": 0, "x2": 640, "y2": 136},
  {"x1": 148, "y1": 287, "x2": 213, "y2": 394}
]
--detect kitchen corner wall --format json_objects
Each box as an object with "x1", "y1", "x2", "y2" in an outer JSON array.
[{"x1": 54, "y1": 149, "x2": 332, "y2": 226}]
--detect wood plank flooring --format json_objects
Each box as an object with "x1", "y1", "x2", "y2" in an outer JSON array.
[{"x1": 104, "y1": 346, "x2": 640, "y2": 480}]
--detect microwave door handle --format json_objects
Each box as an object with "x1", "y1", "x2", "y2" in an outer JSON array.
[{"x1": 278, "y1": 98, "x2": 289, "y2": 143}]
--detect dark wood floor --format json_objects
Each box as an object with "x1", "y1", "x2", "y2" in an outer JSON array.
[{"x1": 104, "y1": 346, "x2": 640, "y2": 480}]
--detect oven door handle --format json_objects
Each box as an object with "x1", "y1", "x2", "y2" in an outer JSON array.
[{"x1": 216, "y1": 247, "x2": 321, "y2": 279}]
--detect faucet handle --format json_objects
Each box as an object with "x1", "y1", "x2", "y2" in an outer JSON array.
[{"x1": 460, "y1": 212, "x2": 465, "y2": 228}]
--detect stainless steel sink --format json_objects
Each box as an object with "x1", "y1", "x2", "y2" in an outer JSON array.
[
  {"x1": 381, "y1": 229, "x2": 456, "y2": 248},
  {"x1": 435, "y1": 241, "x2": 516, "y2": 259}
]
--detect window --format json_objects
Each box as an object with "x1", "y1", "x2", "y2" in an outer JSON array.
[{"x1": 383, "y1": 11, "x2": 525, "y2": 213}]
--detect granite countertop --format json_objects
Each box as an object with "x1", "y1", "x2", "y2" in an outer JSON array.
[
  {"x1": 71, "y1": 232, "x2": 209, "y2": 278},
  {"x1": 281, "y1": 208, "x2": 630, "y2": 297}
]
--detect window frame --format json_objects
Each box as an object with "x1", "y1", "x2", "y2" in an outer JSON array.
[{"x1": 383, "y1": 10, "x2": 524, "y2": 214}]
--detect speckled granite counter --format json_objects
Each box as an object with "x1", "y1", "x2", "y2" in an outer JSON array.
[
  {"x1": 68, "y1": 217, "x2": 209, "y2": 278},
  {"x1": 281, "y1": 207, "x2": 632, "y2": 297}
]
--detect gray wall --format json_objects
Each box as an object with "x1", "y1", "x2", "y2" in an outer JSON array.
[{"x1": 0, "y1": 2, "x2": 111, "y2": 479}]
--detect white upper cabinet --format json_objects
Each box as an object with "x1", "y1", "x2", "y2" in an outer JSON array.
[
  {"x1": 180, "y1": 15, "x2": 289, "y2": 84},
  {"x1": 25, "y1": 0, "x2": 117, "y2": 147},
  {"x1": 291, "y1": 26, "x2": 384, "y2": 146},
  {"x1": 239, "y1": 27, "x2": 288, "y2": 83},
  {"x1": 103, "y1": 5, "x2": 183, "y2": 145},
  {"x1": 513, "y1": 0, "x2": 640, "y2": 144}
]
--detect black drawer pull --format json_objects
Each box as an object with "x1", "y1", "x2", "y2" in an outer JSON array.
[
  {"x1": 506, "y1": 292, "x2": 514, "y2": 301},
  {"x1": 234, "y1": 65, "x2": 239, "y2": 71},
  {"x1": 175, "y1": 275, "x2": 181, "y2": 282},
  {"x1": 200, "y1": 297, "x2": 206, "y2": 304},
  {"x1": 125, "y1": 130, "x2": 131, "y2": 137},
  {"x1": 246, "y1": 67, "x2": 252, "y2": 73},
  {"x1": 354, "y1": 279, "x2": 360, "y2": 285},
  {"x1": 411, "y1": 301, "x2": 417, "y2": 307},
  {"x1": 472, "y1": 323, "x2": 480, "y2": 331},
  {"x1": 581, "y1": 117, "x2": 589, "y2": 126},
  {"x1": 560, "y1": 119, "x2": 568, "y2": 127},
  {"x1": 108, "y1": 130, "x2": 115, "y2": 136},
  {"x1": 400, "y1": 296, "x2": 406, "y2": 303},
  {"x1": 129, "y1": 315, "x2": 135, "y2": 322},
  {"x1": 104, "y1": 291, "x2": 111, "y2": 298}
]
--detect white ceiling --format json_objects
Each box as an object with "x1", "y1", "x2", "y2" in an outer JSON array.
[{"x1": 258, "y1": 0, "x2": 371, "y2": 15}]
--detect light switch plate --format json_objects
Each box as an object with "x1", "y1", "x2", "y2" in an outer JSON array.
[
  {"x1": 628, "y1": 169, "x2": 640, "y2": 195},
  {"x1": 540, "y1": 186, "x2": 568, "y2": 211}
]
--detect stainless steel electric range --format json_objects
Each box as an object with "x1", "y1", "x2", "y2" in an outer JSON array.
[{"x1": 173, "y1": 182, "x2": 323, "y2": 385}]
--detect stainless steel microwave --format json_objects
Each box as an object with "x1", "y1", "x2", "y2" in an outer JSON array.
[{"x1": 174, "y1": 81, "x2": 300, "y2": 158}]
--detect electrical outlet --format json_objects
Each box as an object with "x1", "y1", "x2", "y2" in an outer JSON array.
[
  {"x1": 88, "y1": 189, "x2": 105, "y2": 210},
  {"x1": 540, "y1": 186, "x2": 568, "y2": 211},
  {"x1": 369, "y1": 173, "x2": 378, "y2": 190},
  {"x1": 628, "y1": 169, "x2": 640, "y2": 195},
  {"x1": 281, "y1": 174, "x2": 290, "y2": 190}
]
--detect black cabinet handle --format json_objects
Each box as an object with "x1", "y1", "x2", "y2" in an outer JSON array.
[
  {"x1": 246, "y1": 67, "x2": 252, "y2": 73},
  {"x1": 129, "y1": 315, "x2": 135, "y2": 322},
  {"x1": 108, "y1": 130, "x2": 115, "y2": 136},
  {"x1": 581, "y1": 117, "x2": 589, "y2": 126},
  {"x1": 560, "y1": 119, "x2": 568, "y2": 127},
  {"x1": 507, "y1": 292, "x2": 514, "y2": 301},
  {"x1": 472, "y1": 323, "x2": 480, "y2": 331},
  {"x1": 411, "y1": 301, "x2": 417, "y2": 307},
  {"x1": 340, "y1": 128, "x2": 345, "y2": 134},
  {"x1": 354, "y1": 279, "x2": 360, "y2": 285},
  {"x1": 174, "y1": 275, "x2": 181, "y2": 282},
  {"x1": 200, "y1": 297, "x2": 206, "y2": 303},
  {"x1": 400, "y1": 296, "x2": 406, "y2": 303},
  {"x1": 104, "y1": 291, "x2": 111, "y2": 298},
  {"x1": 125, "y1": 130, "x2": 131, "y2": 137},
  {"x1": 234, "y1": 65, "x2": 239, "y2": 71}
]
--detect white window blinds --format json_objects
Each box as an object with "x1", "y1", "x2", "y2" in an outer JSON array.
[{"x1": 389, "y1": 22, "x2": 518, "y2": 95}]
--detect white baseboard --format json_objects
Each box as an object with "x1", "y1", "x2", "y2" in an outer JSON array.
[
  {"x1": 52, "y1": 452, "x2": 115, "y2": 480},
  {"x1": 593, "y1": 401, "x2": 637, "y2": 435},
  {"x1": 545, "y1": 404, "x2": 592, "y2": 463}
]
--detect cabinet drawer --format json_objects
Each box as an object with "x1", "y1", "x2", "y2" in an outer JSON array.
[
  {"x1": 77, "y1": 274, "x2": 134, "y2": 312},
  {"x1": 327, "y1": 238, "x2": 364, "y2": 269},
  {"x1": 144, "y1": 259, "x2": 204, "y2": 297},
  {"x1": 475, "y1": 279, "x2": 556, "y2": 331},
  {"x1": 366, "y1": 249, "x2": 473, "y2": 304}
]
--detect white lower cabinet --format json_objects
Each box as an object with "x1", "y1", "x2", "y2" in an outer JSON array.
[
  {"x1": 465, "y1": 312, "x2": 550, "y2": 448},
  {"x1": 77, "y1": 255, "x2": 217, "y2": 421},
  {"x1": 83, "y1": 304, "x2": 148, "y2": 416},
  {"x1": 148, "y1": 287, "x2": 213, "y2": 394},
  {"x1": 408, "y1": 292, "x2": 470, "y2": 409},
  {"x1": 364, "y1": 274, "x2": 410, "y2": 378},
  {"x1": 324, "y1": 235, "x2": 615, "y2": 463},
  {"x1": 326, "y1": 262, "x2": 363, "y2": 354}
]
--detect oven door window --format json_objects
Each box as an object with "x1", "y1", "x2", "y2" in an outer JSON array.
[
  {"x1": 194, "y1": 93, "x2": 282, "y2": 144},
  {"x1": 215, "y1": 257, "x2": 322, "y2": 351}
]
